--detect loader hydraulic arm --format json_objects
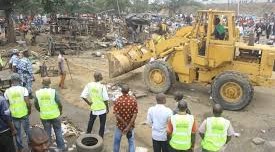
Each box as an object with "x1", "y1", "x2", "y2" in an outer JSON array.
[{"x1": 107, "y1": 26, "x2": 193, "y2": 78}]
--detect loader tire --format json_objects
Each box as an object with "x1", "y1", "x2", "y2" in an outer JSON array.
[
  {"x1": 144, "y1": 61, "x2": 174, "y2": 93},
  {"x1": 211, "y1": 71, "x2": 254, "y2": 111},
  {"x1": 76, "y1": 134, "x2": 103, "y2": 152}
]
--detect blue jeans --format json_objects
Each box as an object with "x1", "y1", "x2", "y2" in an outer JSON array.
[
  {"x1": 41, "y1": 117, "x2": 65, "y2": 150},
  {"x1": 13, "y1": 116, "x2": 30, "y2": 150},
  {"x1": 113, "y1": 127, "x2": 135, "y2": 152}
]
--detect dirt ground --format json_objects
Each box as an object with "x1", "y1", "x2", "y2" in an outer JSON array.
[
  {"x1": 1, "y1": 31, "x2": 275, "y2": 151},
  {"x1": 29, "y1": 48, "x2": 275, "y2": 152}
]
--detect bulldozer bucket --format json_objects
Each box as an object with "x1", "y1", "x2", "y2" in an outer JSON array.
[{"x1": 107, "y1": 46, "x2": 148, "y2": 78}]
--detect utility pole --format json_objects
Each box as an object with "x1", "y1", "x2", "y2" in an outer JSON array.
[
  {"x1": 237, "y1": 0, "x2": 240, "y2": 16},
  {"x1": 116, "y1": 0, "x2": 121, "y2": 17},
  {"x1": 228, "y1": 0, "x2": 230, "y2": 10}
]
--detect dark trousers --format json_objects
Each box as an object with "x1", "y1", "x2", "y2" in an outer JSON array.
[
  {"x1": 152, "y1": 139, "x2": 168, "y2": 152},
  {"x1": 86, "y1": 112, "x2": 106, "y2": 138},
  {"x1": 0, "y1": 130, "x2": 16, "y2": 152}
]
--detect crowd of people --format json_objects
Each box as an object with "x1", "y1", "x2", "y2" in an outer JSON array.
[{"x1": 0, "y1": 55, "x2": 235, "y2": 152}]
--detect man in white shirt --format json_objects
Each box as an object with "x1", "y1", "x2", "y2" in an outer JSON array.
[
  {"x1": 58, "y1": 50, "x2": 66, "y2": 89},
  {"x1": 4, "y1": 73, "x2": 31, "y2": 152},
  {"x1": 9, "y1": 49, "x2": 20, "y2": 72},
  {"x1": 147, "y1": 93, "x2": 172, "y2": 152},
  {"x1": 80, "y1": 72, "x2": 109, "y2": 138}
]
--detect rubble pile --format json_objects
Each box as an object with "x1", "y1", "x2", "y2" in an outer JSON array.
[
  {"x1": 32, "y1": 119, "x2": 81, "y2": 140},
  {"x1": 107, "y1": 83, "x2": 147, "y2": 102}
]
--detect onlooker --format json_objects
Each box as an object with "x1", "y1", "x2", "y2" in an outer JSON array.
[
  {"x1": 0, "y1": 91, "x2": 16, "y2": 152},
  {"x1": 9, "y1": 49, "x2": 20, "y2": 72},
  {"x1": 17, "y1": 50, "x2": 34, "y2": 98},
  {"x1": 58, "y1": 50, "x2": 66, "y2": 89},
  {"x1": 0, "y1": 53, "x2": 3, "y2": 71},
  {"x1": 81, "y1": 72, "x2": 109, "y2": 138},
  {"x1": 167, "y1": 101, "x2": 197, "y2": 152},
  {"x1": 173, "y1": 91, "x2": 191, "y2": 115},
  {"x1": 199, "y1": 104, "x2": 235, "y2": 152},
  {"x1": 147, "y1": 93, "x2": 172, "y2": 152},
  {"x1": 34, "y1": 77, "x2": 65, "y2": 150},
  {"x1": 113, "y1": 84, "x2": 138, "y2": 152},
  {"x1": 4, "y1": 73, "x2": 31, "y2": 152},
  {"x1": 28, "y1": 127, "x2": 50, "y2": 152}
]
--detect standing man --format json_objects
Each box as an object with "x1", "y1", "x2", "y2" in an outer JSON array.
[
  {"x1": 199, "y1": 104, "x2": 235, "y2": 152},
  {"x1": 173, "y1": 91, "x2": 191, "y2": 115},
  {"x1": 0, "y1": 53, "x2": 3, "y2": 71},
  {"x1": 0, "y1": 91, "x2": 17, "y2": 152},
  {"x1": 4, "y1": 73, "x2": 31, "y2": 152},
  {"x1": 9, "y1": 49, "x2": 20, "y2": 72},
  {"x1": 58, "y1": 50, "x2": 66, "y2": 89},
  {"x1": 167, "y1": 101, "x2": 197, "y2": 152},
  {"x1": 28, "y1": 127, "x2": 50, "y2": 152},
  {"x1": 17, "y1": 50, "x2": 34, "y2": 98},
  {"x1": 34, "y1": 77, "x2": 65, "y2": 150},
  {"x1": 147, "y1": 93, "x2": 172, "y2": 152},
  {"x1": 113, "y1": 84, "x2": 138, "y2": 152},
  {"x1": 81, "y1": 72, "x2": 109, "y2": 138}
]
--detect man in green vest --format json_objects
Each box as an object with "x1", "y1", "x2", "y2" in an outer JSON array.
[
  {"x1": 167, "y1": 100, "x2": 197, "y2": 152},
  {"x1": 81, "y1": 72, "x2": 109, "y2": 138},
  {"x1": 199, "y1": 104, "x2": 235, "y2": 152},
  {"x1": 4, "y1": 73, "x2": 31, "y2": 152},
  {"x1": 34, "y1": 77, "x2": 65, "y2": 151}
]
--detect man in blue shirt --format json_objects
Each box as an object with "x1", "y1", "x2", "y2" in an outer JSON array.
[
  {"x1": 17, "y1": 50, "x2": 34, "y2": 98},
  {"x1": 0, "y1": 92, "x2": 16, "y2": 152}
]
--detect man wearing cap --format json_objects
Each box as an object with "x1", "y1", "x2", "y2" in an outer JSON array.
[
  {"x1": 34, "y1": 77, "x2": 65, "y2": 151},
  {"x1": 17, "y1": 50, "x2": 34, "y2": 98},
  {"x1": 9, "y1": 49, "x2": 20, "y2": 72},
  {"x1": 81, "y1": 72, "x2": 109, "y2": 138},
  {"x1": 4, "y1": 73, "x2": 31, "y2": 152}
]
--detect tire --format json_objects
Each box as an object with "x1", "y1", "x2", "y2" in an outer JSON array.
[
  {"x1": 76, "y1": 134, "x2": 103, "y2": 152},
  {"x1": 143, "y1": 60, "x2": 175, "y2": 93},
  {"x1": 211, "y1": 71, "x2": 254, "y2": 111}
]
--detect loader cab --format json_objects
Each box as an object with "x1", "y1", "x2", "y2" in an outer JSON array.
[{"x1": 190, "y1": 10, "x2": 237, "y2": 68}]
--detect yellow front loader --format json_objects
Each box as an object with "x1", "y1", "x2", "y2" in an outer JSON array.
[{"x1": 107, "y1": 10, "x2": 275, "y2": 110}]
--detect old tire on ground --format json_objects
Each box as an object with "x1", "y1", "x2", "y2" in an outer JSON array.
[
  {"x1": 76, "y1": 134, "x2": 103, "y2": 152},
  {"x1": 144, "y1": 60, "x2": 174, "y2": 93},
  {"x1": 211, "y1": 71, "x2": 254, "y2": 111}
]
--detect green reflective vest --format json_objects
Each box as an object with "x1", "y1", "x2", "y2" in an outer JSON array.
[
  {"x1": 170, "y1": 114, "x2": 194, "y2": 150},
  {"x1": 36, "y1": 88, "x2": 60, "y2": 120},
  {"x1": 6, "y1": 86, "x2": 28, "y2": 118},
  {"x1": 88, "y1": 82, "x2": 105, "y2": 111},
  {"x1": 201, "y1": 117, "x2": 230, "y2": 151}
]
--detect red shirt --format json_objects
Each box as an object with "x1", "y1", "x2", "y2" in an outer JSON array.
[{"x1": 113, "y1": 94, "x2": 138, "y2": 131}]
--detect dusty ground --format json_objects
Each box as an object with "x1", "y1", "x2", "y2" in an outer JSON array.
[
  {"x1": 1, "y1": 32, "x2": 275, "y2": 151},
  {"x1": 29, "y1": 48, "x2": 275, "y2": 152}
]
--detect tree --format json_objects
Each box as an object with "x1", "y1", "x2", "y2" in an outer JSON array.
[{"x1": 0, "y1": 0, "x2": 17, "y2": 43}]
